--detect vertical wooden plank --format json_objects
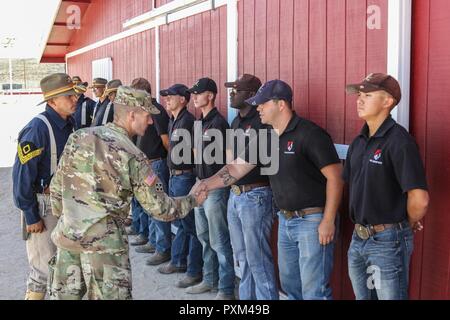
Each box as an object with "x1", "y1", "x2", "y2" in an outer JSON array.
[
  {"x1": 308, "y1": 0, "x2": 327, "y2": 128},
  {"x1": 238, "y1": 0, "x2": 245, "y2": 78},
  {"x1": 345, "y1": 0, "x2": 367, "y2": 144},
  {"x1": 243, "y1": 0, "x2": 255, "y2": 75},
  {"x1": 419, "y1": 0, "x2": 450, "y2": 300},
  {"x1": 211, "y1": 7, "x2": 221, "y2": 111},
  {"x1": 326, "y1": 0, "x2": 347, "y2": 300},
  {"x1": 293, "y1": 0, "x2": 309, "y2": 117},
  {"x1": 266, "y1": 0, "x2": 280, "y2": 80},
  {"x1": 254, "y1": 0, "x2": 267, "y2": 82},
  {"x1": 326, "y1": 0, "x2": 346, "y2": 143},
  {"x1": 279, "y1": 0, "x2": 293, "y2": 88},
  {"x1": 366, "y1": 0, "x2": 387, "y2": 73},
  {"x1": 202, "y1": 11, "x2": 212, "y2": 78},
  {"x1": 220, "y1": 6, "x2": 228, "y2": 117}
]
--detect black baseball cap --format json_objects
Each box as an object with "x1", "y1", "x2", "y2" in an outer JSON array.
[
  {"x1": 245, "y1": 79, "x2": 293, "y2": 106},
  {"x1": 188, "y1": 77, "x2": 218, "y2": 94},
  {"x1": 160, "y1": 84, "x2": 191, "y2": 102}
]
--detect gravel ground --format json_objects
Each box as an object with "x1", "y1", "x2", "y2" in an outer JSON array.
[{"x1": 0, "y1": 167, "x2": 217, "y2": 300}]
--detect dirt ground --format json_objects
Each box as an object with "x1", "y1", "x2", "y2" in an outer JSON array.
[{"x1": 0, "y1": 166, "x2": 217, "y2": 300}]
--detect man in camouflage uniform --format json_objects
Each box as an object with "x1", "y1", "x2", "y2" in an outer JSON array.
[{"x1": 48, "y1": 86, "x2": 206, "y2": 300}]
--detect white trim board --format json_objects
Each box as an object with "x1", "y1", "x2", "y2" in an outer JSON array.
[{"x1": 387, "y1": 0, "x2": 412, "y2": 131}]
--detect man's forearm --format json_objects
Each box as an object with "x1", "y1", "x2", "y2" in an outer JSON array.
[
  {"x1": 204, "y1": 160, "x2": 255, "y2": 191},
  {"x1": 323, "y1": 177, "x2": 344, "y2": 223}
]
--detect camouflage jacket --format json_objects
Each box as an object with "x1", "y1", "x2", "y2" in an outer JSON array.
[{"x1": 50, "y1": 122, "x2": 196, "y2": 254}]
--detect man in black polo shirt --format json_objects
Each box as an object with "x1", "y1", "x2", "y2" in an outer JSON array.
[
  {"x1": 157, "y1": 84, "x2": 203, "y2": 288},
  {"x1": 186, "y1": 78, "x2": 235, "y2": 300},
  {"x1": 222, "y1": 74, "x2": 278, "y2": 300},
  {"x1": 198, "y1": 79, "x2": 343, "y2": 300},
  {"x1": 129, "y1": 78, "x2": 172, "y2": 268},
  {"x1": 344, "y1": 73, "x2": 429, "y2": 300}
]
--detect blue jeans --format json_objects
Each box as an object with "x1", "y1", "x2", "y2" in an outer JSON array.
[
  {"x1": 169, "y1": 172, "x2": 203, "y2": 277},
  {"x1": 195, "y1": 188, "x2": 235, "y2": 295},
  {"x1": 277, "y1": 212, "x2": 334, "y2": 300},
  {"x1": 148, "y1": 159, "x2": 171, "y2": 253},
  {"x1": 227, "y1": 187, "x2": 278, "y2": 300},
  {"x1": 348, "y1": 221, "x2": 414, "y2": 300},
  {"x1": 131, "y1": 198, "x2": 149, "y2": 238}
]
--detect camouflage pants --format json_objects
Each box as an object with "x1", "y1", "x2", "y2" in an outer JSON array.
[{"x1": 48, "y1": 248, "x2": 132, "y2": 300}]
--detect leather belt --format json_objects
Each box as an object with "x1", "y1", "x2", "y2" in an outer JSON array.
[
  {"x1": 280, "y1": 207, "x2": 324, "y2": 220},
  {"x1": 355, "y1": 221, "x2": 408, "y2": 240},
  {"x1": 170, "y1": 169, "x2": 194, "y2": 176},
  {"x1": 231, "y1": 182, "x2": 269, "y2": 196}
]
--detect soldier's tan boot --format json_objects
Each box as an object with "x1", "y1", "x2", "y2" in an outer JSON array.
[{"x1": 25, "y1": 290, "x2": 46, "y2": 300}]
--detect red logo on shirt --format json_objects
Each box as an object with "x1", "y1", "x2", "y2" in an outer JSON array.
[
  {"x1": 287, "y1": 141, "x2": 294, "y2": 152},
  {"x1": 374, "y1": 149, "x2": 382, "y2": 161}
]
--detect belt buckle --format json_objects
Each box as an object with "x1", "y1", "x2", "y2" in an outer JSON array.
[
  {"x1": 231, "y1": 185, "x2": 241, "y2": 196},
  {"x1": 355, "y1": 224, "x2": 371, "y2": 240}
]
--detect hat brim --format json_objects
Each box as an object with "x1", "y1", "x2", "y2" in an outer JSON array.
[
  {"x1": 224, "y1": 81, "x2": 237, "y2": 88},
  {"x1": 160, "y1": 89, "x2": 177, "y2": 96},
  {"x1": 245, "y1": 94, "x2": 269, "y2": 107},
  {"x1": 37, "y1": 88, "x2": 78, "y2": 106},
  {"x1": 345, "y1": 82, "x2": 382, "y2": 94}
]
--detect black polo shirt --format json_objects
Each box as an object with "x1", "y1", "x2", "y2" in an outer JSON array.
[
  {"x1": 137, "y1": 99, "x2": 169, "y2": 160},
  {"x1": 268, "y1": 114, "x2": 340, "y2": 211},
  {"x1": 343, "y1": 116, "x2": 428, "y2": 225},
  {"x1": 195, "y1": 107, "x2": 229, "y2": 179},
  {"x1": 168, "y1": 107, "x2": 195, "y2": 170},
  {"x1": 229, "y1": 107, "x2": 269, "y2": 186}
]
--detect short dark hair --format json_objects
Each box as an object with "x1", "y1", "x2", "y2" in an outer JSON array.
[
  {"x1": 272, "y1": 98, "x2": 292, "y2": 109},
  {"x1": 131, "y1": 78, "x2": 151, "y2": 95}
]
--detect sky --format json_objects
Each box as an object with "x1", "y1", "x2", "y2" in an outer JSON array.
[{"x1": 0, "y1": 0, "x2": 60, "y2": 59}]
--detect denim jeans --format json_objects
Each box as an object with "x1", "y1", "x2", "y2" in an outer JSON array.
[
  {"x1": 169, "y1": 172, "x2": 203, "y2": 277},
  {"x1": 131, "y1": 198, "x2": 149, "y2": 238},
  {"x1": 347, "y1": 221, "x2": 414, "y2": 300},
  {"x1": 277, "y1": 212, "x2": 334, "y2": 300},
  {"x1": 195, "y1": 188, "x2": 235, "y2": 295},
  {"x1": 227, "y1": 187, "x2": 278, "y2": 300},
  {"x1": 147, "y1": 159, "x2": 171, "y2": 254}
]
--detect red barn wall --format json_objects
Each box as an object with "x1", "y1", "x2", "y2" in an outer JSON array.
[{"x1": 410, "y1": 0, "x2": 450, "y2": 300}]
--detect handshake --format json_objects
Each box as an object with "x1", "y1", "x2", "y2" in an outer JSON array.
[{"x1": 189, "y1": 180, "x2": 210, "y2": 206}]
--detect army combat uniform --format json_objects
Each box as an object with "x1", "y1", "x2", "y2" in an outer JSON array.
[{"x1": 48, "y1": 86, "x2": 198, "y2": 300}]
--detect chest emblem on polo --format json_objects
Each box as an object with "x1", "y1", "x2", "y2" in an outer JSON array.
[
  {"x1": 284, "y1": 141, "x2": 295, "y2": 155},
  {"x1": 374, "y1": 149, "x2": 382, "y2": 161},
  {"x1": 369, "y1": 149, "x2": 383, "y2": 165}
]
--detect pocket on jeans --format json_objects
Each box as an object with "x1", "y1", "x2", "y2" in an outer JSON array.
[
  {"x1": 302, "y1": 213, "x2": 323, "y2": 223},
  {"x1": 403, "y1": 228, "x2": 414, "y2": 255},
  {"x1": 371, "y1": 229, "x2": 400, "y2": 246}
]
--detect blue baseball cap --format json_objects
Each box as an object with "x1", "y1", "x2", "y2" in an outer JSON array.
[
  {"x1": 245, "y1": 79, "x2": 293, "y2": 106},
  {"x1": 160, "y1": 84, "x2": 191, "y2": 102}
]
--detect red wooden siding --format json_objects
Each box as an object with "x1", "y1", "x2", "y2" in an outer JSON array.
[
  {"x1": 68, "y1": 0, "x2": 151, "y2": 52},
  {"x1": 159, "y1": 6, "x2": 228, "y2": 119},
  {"x1": 410, "y1": 0, "x2": 450, "y2": 299},
  {"x1": 67, "y1": 29, "x2": 156, "y2": 98},
  {"x1": 238, "y1": 0, "x2": 388, "y2": 299}
]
